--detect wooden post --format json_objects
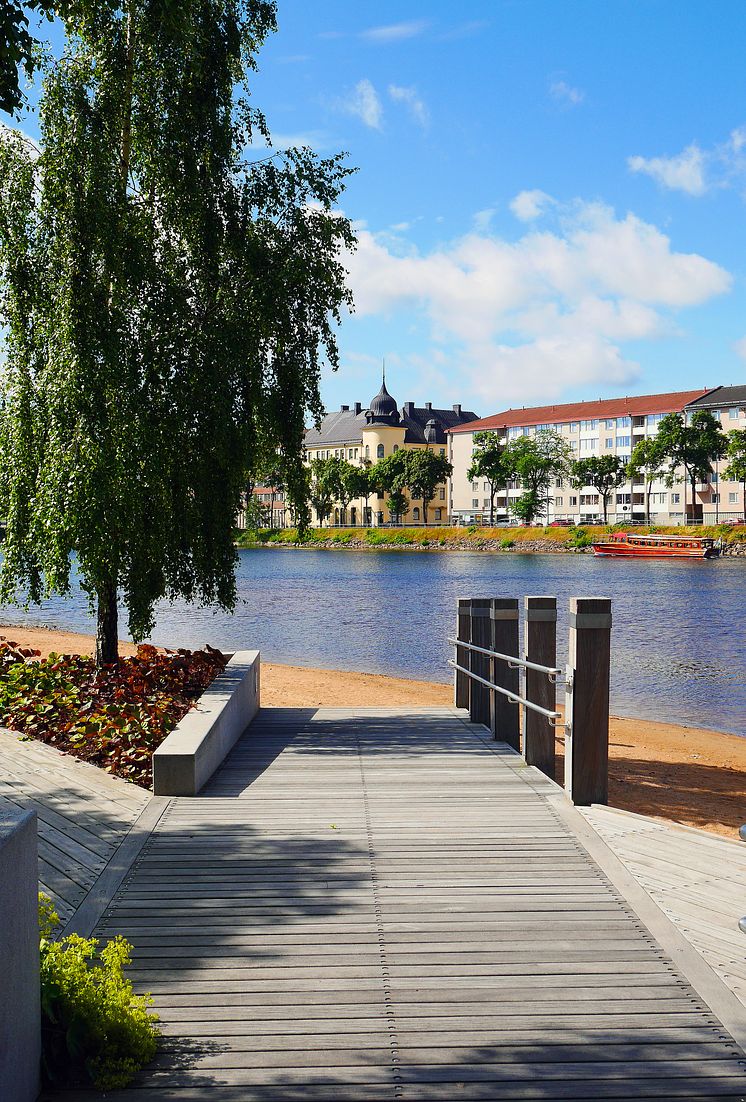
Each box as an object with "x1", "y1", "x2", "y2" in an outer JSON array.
[
  {"x1": 565, "y1": 597, "x2": 612, "y2": 805},
  {"x1": 470, "y1": 598, "x2": 491, "y2": 727},
  {"x1": 524, "y1": 596, "x2": 557, "y2": 778},
  {"x1": 455, "y1": 599, "x2": 471, "y2": 710},
  {"x1": 490, "y1": 598, "x2": 520, "y2": 749}
]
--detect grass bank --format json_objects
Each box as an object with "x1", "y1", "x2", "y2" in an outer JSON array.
[{"x1": 235, "y1": 523, "x2": 746, "y2": 553}]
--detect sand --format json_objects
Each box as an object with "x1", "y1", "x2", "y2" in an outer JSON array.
[{"x1": 1, "y1": 621, "x2": 744, "y2": 840}]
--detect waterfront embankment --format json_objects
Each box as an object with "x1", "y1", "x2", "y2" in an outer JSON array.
[
  {"x1": 1, "y1": 622, "x2": 744, "y2": 839},
  {"x1": 236, "y1": 523, "x2": 746, "y2": 555}
]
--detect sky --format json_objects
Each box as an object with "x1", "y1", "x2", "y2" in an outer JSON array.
[{"x1": 10, "y1": 0, "x2": 746, "y2": 419}]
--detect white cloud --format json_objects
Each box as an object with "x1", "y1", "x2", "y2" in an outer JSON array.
[
  {"x1": 509, "y1": 189, "x2": 554, "y2": 221},
  {"x1": 388, "y1": 84, "x2": 429, "y2": 128},
  {"x1": 628, "y1": 144, "x2": 707, "y2": 196},
  {"x1": 734, "y1": 337, "x2": 746, "y2": 360},
  {"x1": 342, "y1": 79, "x2": 383, "y2": 130},
  {"x1": 361, "y1": 20, "x2": 428, "y2": 43},
  {"x1": 342, "y1": 198, "x2": 731, "y2": 404},
  {"x1": 549, "y1": 80, "x2": 585, "y2": 107}
]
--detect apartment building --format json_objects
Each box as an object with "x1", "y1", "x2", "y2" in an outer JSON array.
[{"x1": 447, "y1": 389, "x2": 727, "y2": 526}]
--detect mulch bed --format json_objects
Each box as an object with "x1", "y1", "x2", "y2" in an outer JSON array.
[{"x1": 0, "y1": 639, "x2": 227, "y2": 788}]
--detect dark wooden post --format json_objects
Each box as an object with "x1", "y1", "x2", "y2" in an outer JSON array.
[
  {"x1": 455, "y1": 598, "x2": 471, "y2": 710},
  {"x1": 490, "y1": 598, "x2": 520, "y2": 749},
  {"x1": 565, "y1": 597, "x2": 612, "y2": 805},
  {"x1": 470, "y1": 598, "x2": 491, "y2": 726},
  {"x1": 524, "y1": 596, "x2": 557, "y2": 778}
]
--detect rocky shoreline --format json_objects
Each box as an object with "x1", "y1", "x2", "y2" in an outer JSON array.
[{"x1": 239, "y1": 536, "x2": 746, "y2": 556}]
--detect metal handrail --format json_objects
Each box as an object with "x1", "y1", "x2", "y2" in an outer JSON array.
[
  {"x1": 447, "y1": 636, "x2": 561, "y2": 679},
  {"x1": 448, "y1": 658, "x2": 565, "y2": 725}
]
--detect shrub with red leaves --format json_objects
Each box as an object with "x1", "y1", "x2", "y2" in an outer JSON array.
[{"x1": 0, "y1": 640, "x2": 228, "y2": 788}]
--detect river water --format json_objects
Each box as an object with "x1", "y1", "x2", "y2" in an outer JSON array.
[{"x1": 0, "y1": 548, "x2": 744, "y2": 736}]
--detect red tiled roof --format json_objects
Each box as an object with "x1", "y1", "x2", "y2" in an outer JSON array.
[{"x1": 447, "y1": 389, "x2": 713, "y2": 434}]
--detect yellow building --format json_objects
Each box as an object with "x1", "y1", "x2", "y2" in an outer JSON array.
[{"x1": 304, "y1": 377, "x2": 478, "y2": 525}]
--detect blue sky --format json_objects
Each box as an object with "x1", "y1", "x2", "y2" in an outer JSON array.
[{"x1": 11, "y1": 0, "x2": 746, "y2": 418}]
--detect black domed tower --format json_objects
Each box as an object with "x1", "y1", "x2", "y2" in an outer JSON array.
[{"x1": 366, "y1": 367, "x2": 400, "y2": 425}]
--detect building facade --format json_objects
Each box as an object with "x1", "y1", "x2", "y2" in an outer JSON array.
[
  {"x1": 304, "y1": 379, "x2": 478, "y2": 525},
  {"x1": 446, "y1": 388, "x2": 745, "y2": 526}
]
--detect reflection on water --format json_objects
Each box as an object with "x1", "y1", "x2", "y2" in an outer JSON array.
[{"x1": 1, "y1": 548, "x2": 744, "y2": 736}]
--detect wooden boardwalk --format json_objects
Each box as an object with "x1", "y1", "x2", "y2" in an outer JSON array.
[
  {"x1": 0, "y1": 727, "x2": 150, "y2": 927},
  {"x1": 582, "y1": 804, "x2": 746, "y2": 1014},
  {"x1": 39, "y1": 706, "x2": 746, "y2": 1101}
]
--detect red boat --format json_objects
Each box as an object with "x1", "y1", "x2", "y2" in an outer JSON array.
[{"x1": 592, "y1": 532, "x2": 720, "y2": 559}]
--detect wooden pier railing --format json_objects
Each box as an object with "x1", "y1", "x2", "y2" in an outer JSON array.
[{"x1": 449, "y1": 595, "x2": 612, "y2": 806}]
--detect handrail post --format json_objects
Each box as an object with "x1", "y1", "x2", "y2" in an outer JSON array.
[
  {"x1": 470, "y1": 598, "x2": 491, "y2": 726},
  {"x1": 565, "y1": 597, "x2": 612, "y2": 805},
  {"x1": 490, "y1": 599, "x2": 520, "y2": 749},
  {"x1": 524, "y1": 596, "x2": 557, "y2": 778},
  {"x1": 455, "y1": 598, "x2": 471, "y2": 710}
]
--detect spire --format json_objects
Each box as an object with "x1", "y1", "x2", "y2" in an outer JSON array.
[{"x1": 382, "y1": 357, "x2": 386, "y2": 386}]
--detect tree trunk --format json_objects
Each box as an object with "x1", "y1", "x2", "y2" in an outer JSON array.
[
  {"x1": 490, "y1": 490, "x2": 494, "y2": 526},
  {"x1": 96, "y1": 580, "x2": 119, "y2": 668},
  {"x1": 742, "y1": 481, "x2": 745, "y2": 522},
  {"x1": 645, "y1": 478, "x2": 651, "y2": 525},
  {"x1": 602, "y1": 494, "x2": 608, "y2": 524}
]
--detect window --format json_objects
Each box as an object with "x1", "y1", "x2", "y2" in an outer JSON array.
[
  {"x1": 472, "y1": 482, "x2": 478, "y2": 492},
  {"x1": 569, "y1": 422, "x2": 579, "y2": 432},
  {"x1": 711, "y1": 471, "x2": 718, "y2": 483},
  {"x1": 555, "y1": 478, "x2": 563, "y2": 488},
  {"x1": 730, "y1": 492, "x2": 738, "y2": 503},
  {"x1": 616, "y1": 493, "x2": 631, "y2": 504},
  {"x1": 439, "y1": 447, "x2": 445, "y2": 456},
  {"x1": 616, "y1": 435, "x2": 631, "y2": 448},
  {"x1": 605, "y1": 438, "x2": 614, "y2": 448},
  {"x1": 434, "y1": 508, "x2": 442, "y2": 521},
  {"x1": 569, "y1": 495, "x2": 578, "y2": 506},
  {"x1": 671, "y1": 493, "x2": 681, "y2": 504},
  {"x1": 555, "y1": 496, "x2": 563, "y2": 507},
  {"x1": 580, "y1": 494, "x2": 599, "y2": 505},
  {"x1": 604, "y1": 419, "x2": 615, "y2": 429},
  {"x1": 580, "y1": 419, "x2": 597, "y2": 431},
  {"x1": 472, "y1": 499, "x2": 479, "y2": 508},
  {"x1": 483, "y1": 498, "x2": 490, "y2": 508},
  {"x1": 412, "y1": 507, "x2": 420, "y2": 521},
  {"x1": 365, "y1": 445, "x2": 370, "y2": 459},
  {"x1": 377, "y1": 444, "x2": 384, "y2": 458},
  {"x1": 393, "y1": 444, "x2": 399, "y2": 453},
  {"x1": 439, "y1": 488, "x2": 446, "y2": 500},
  {"x1": 570, "y1": 440, "x2": 578, "y2": 452},
  {"x1": 712, "y1": 493, "x2": 720, "y2": 504},
  {"x1": 618, "y1": 416, "x2": 630, "y2": 428},
  {"x1": 483, "y1": 482, "x2": 489, "y2": 492},
  {"x1": 580, "y1": 438, "x2": 597, "y2": 452},
  {"x1": 647, "y1": 413, "x2": 664, "y2": 427}
]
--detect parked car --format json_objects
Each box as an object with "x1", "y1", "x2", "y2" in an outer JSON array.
[{"x1": 549, "y1": 519, "x2": 575, "y2": 527}]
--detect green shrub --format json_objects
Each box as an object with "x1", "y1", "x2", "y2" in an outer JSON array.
[
  {"x1": 500, "y1": 538, "x2": 515, "y2": 549},
  {"x1": 568, "y1": 527, "x2": 592, "y2": 548},
  {"x1": 467, "y1": 524, "x2": 478, "y2": 534},
  {"x1": 39, "y1": 894, "x2": 159, "y2": 1091}
]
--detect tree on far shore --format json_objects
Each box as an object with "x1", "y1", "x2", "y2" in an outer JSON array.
[
  {"x1": 503, "y1": 431, "x2": 571, "y2": 526},
  {"x1": 0, "y1": 0, "x2": 354, "y2": 666},
  {"x1": 467, "y1": 431, "x2": 507, "y2": 525},
  {"x1": 724, "y1": 429, "x2": 746, "y2": 521},
  {"x1": 404, "y1": 450, "x2": 452, "y2": 524},
  {"x1": 627, "y1": 437, "x2": 667, "y2": 524},
  {"x1": 656, "y1": 412, "x2": 728, "y2": 523},
  {"x1": 570, "y1": 455, "x2": 627, "y2": 525}
]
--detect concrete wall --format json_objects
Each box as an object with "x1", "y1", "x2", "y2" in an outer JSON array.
[
  {"x1": 0, "y1": 808, "x2": 40, "y2": 1102},
  {"x1": 152, "y1": 651, "x2": 260, "y2": 796}
]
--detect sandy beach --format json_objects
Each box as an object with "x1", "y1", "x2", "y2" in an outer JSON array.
[{"x1": 1, "y1": 621, "x2": 744, "y2": 840}]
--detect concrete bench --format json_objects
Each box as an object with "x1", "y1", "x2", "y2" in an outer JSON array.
[{"x1": 152, "y1": 650, "x2": 260, "y2": 796}]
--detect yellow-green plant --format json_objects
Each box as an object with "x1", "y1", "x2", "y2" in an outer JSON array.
[{"x1": 39, "y1": 894, "x2": 159, "y2": 1090}]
